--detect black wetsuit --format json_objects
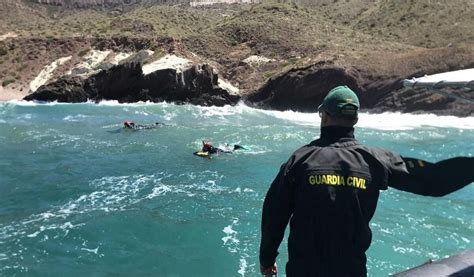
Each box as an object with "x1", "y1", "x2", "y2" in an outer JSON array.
[
  {"x1": 210, "y1": 146, "x2": 222, "y2": 154},
  {"x1": 126, "y1": 122, "x2": 165, "y2": 130},
  {"x1": 260, "y1": 126, "x2": 473, "y2": 277},
  {"x1": 205, "y1": 145, "x2": 245, "y2": 154}
]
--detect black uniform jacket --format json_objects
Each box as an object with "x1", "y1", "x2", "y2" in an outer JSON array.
[{"x1": 260, "y1": 126, "x2": 473, "y2": 277}]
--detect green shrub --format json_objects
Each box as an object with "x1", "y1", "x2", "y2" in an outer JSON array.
[
  {"x1": 288, "y1": 57, "x2": 298, "y2": 64},
  {"x1": 0, "y1": 47, "x2": 7, "y2": 56},
  {"x1": 264, "y1": 71, "x2": 275, "y2": 79},
  {"x1": 18, "y1": 64, "x2": 27, "y2": 71},
  {"x1": 2, "y1": 79, "x2": 15, "y2": 87},
  {"x1": 78, "y1": 49, "x2": 90, "y2": 57}
]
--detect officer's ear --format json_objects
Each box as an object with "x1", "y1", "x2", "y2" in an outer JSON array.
[{"x1": 319, "y1": 110, "x2": 331, "y2": 126}]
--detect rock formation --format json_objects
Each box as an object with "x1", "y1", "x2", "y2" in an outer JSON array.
[
  {"x1": 24, "y1": 62, "x2": 240, "y2": 106},
  {"x1": 244, "y1": 63, "x2": 474, "y2": 116}
]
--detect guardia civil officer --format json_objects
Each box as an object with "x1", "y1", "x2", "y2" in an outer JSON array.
[{"x1": 259, "y1": 85, "x2": 474, "y2": 276}]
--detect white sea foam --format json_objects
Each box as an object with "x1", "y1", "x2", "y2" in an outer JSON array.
[
  {"x1": 26, "y1": 231, "x2": 40, "y2": 238},
  {"x1": 195, "y1": 104, "x2": 242, "y2": 117},
  {"x1": 146, "y1": 185, "x2": 173, "y2": 198},
  {"x1": 221, "y1": 217, "x2": 245, "y2": 269},
  {"x1": 2, "y1": 100, "x2": 473, "y2": 130},
  {"x1": 63, "y1": 114, "x2": 89, "y2": 121},
  {"x1": 80, "y1": 247, "x2": 99, "y2": 255},
  {"x1": 163, "y1": 110, "x2": 178, "y2": 121},
  {"x1": 252, "y1": 106, "x2": 474, "y2": 130},
  {"x1": 134, "y1": 110, "x2": 150, "y2": 116},
  {"x1": 1, "y1": 100, "x2": 75, "y2": 106},
  {"x1": 357, "y1": 112, "x2": 474, "y2": 130},
  {"x1": 238, "y1": 257, "x2": 248, "y2": 276},
  {"x1": 46, "y1": 134, "x2": 82, "y2": 147},
  {"x1": 19, "y1": 113, "x2": 33, "y2": 119},
  {"x1": 95, "y1": 100, "x2": 158, "y2": 106},
  {"x1": 222, "y1": 223, "x2": 239, "y2": 246}
]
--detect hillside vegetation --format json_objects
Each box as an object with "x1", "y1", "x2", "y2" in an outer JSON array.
[{"x1": 0, "y1": 0, "x2": 473, "y2": 94}]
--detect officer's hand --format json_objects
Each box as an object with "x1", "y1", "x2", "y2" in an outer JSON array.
[{"x1": 260, "y1": 263, "x2": 277, "y2": 276}]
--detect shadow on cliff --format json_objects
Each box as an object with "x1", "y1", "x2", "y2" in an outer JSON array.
[
  {"x1": 243, "y1": 62, "x2": 474, "y2": 117},
  {"x1": 24, "y1": 62, "x2": 240, "y2": 106}
]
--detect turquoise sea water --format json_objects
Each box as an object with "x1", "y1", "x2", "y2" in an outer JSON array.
[{"x1": 0, "y1": 101, "x2": 473, "y2": 276}]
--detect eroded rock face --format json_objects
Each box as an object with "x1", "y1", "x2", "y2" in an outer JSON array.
[
  {"x1": 85, "y1": 62, "x2": 144, "y2": 101},
  {"x1": 139, "y1": 63, "x2": 239, "y2": 105},
  {"x1": 371, "y1": 87, "x2": 474, "y2": 117},
  {"x1": 244, "y1": 64, "x2": 474, "y2": 117},
  {"x1": 244, "y1": 65, "x2": 361, "y2": 112},
  {"x1": 24, "y1": 62, "x2": 240, "y2": 106},
  {"x1": 23, "y1": 77, "x2": 88, "y2": 102}
]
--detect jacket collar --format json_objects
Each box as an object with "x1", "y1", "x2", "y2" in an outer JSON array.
[{"x1": 320, "y1": 126, "x2": 355, "y2": 142}]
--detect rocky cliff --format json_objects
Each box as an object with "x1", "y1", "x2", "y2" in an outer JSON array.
[
  {"x1": 1, "y1": 0, "x2": 473, "y2": 115},
  {"x1": 245, "y1": 59, "x2": 474, "y2": 116},
  {"x1": 24, "y1": 61, "x2": 240, "y2": 106}
]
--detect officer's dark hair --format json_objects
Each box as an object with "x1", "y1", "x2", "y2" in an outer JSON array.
[{"x1": 323, "y1": 110, "x2": 358, "y2": 127}]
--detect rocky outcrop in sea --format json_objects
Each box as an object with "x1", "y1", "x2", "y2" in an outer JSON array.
[
  {"x1": 244, "y1": 63, "x2": 474, "y2": 117},
  {"x1": 24, "y1": 62, "x2": 240, "y2": 106}
]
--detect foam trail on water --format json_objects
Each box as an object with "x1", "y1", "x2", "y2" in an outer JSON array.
[{"x1": 1, "y1": 101, "x2": 473, "y2": 130}]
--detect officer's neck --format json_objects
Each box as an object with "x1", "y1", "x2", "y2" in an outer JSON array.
[{"x1": 320, "y1": 126, "x2": 355, "y2": 141}]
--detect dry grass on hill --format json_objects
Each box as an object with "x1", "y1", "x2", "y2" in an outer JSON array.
[{"x1": 0, "y1": 0, "x2": 473, "y2": 94}]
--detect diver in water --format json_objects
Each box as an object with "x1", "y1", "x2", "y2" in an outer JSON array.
[
  {"x1": 123, "y1": 121, "x2": 136, "y2": 129},
  {"x1": 201, "y1": 141, "x2": 246, "y2": 154},
  {"x1": 123, "y1": 121, "x2": 167, "y2": 130}
]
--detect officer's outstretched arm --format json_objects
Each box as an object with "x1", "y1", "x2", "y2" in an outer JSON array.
[{"x1": 390, "y1": 157, "x2": 474, "y2": 196}]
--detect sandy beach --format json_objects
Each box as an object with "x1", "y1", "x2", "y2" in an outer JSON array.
[{"x1": 0, "y1": 86, "x2": 28, "y2": 101}]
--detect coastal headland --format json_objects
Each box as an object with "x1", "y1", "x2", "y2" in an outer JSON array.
[{"x1": 0, "y1": 0, "x2": 473, "y2": 116}]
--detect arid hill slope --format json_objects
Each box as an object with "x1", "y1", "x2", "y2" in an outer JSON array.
[{"x1": 0, "y1": 0, "x2": 472, "y2": 115}]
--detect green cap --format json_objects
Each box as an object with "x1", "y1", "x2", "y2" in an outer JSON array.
[{"x1": 318, "y1": 85, "x2": 360, "y2": 116}]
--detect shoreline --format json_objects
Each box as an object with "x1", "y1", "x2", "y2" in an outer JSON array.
[{"x1": 2, "y1": 98, "x2": 473, "y2": 128}]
